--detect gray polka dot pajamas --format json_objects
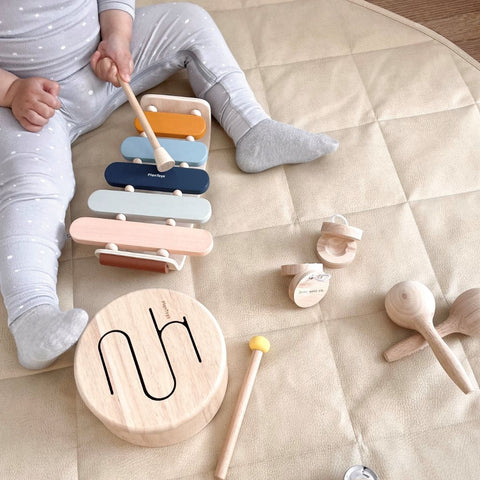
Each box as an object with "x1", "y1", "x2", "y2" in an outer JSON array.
[{"x1": 0, "y1": 1, "x2": 268, "y2": 323}]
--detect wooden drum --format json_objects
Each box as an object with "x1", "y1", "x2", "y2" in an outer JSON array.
[{"x1": 74, "y1": 288, "x2": 228, "y2": 447}]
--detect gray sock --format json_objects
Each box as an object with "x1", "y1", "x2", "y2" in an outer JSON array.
[
  {"x1": 235, "y1": 119, "x2": 339, "y2": 173},
  {"x1": 10, "y1": 305, "x2": 89, "y2": 370}
]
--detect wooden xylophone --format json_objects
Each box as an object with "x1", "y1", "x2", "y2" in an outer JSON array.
[{"x1": 70, "y1": 94, "x2": 213, "y2": 273}]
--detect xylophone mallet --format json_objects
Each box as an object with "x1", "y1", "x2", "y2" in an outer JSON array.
[
  {"x1": 118, "y1": 77, "x2": 175, "y2": 173},
  {"x1": 214, "y1": 336, "x2": 270, "y2": 480}
]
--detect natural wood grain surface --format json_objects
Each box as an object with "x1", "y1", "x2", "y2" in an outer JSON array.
[
  {"x1": 214, "y1": 337, "x2": 270, "y2": 480},
  {"x1": 119, "y1": 78, "x2": 175, "y2": 172},
  {"x1": 74, "y1": 289, "x2": 228, "y2": 447},
  {"x1": 367, "y1": 0, "x2": 480, "y2": 61},
  {"x1": 384, "y1": 288, "x2": 480, "y2": 362},
  {"x1": 384, "y1": 281, "x2": 475, "y2": 394}
]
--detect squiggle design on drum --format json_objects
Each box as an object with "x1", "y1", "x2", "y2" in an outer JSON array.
[{"x1": 97, "y1": 309, "x2": 202, "y2": 401}]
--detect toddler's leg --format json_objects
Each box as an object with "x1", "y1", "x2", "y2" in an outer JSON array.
[
  {"x1": 0, "y1": 109, "x2": 88, "y2": 369},
  {"x1": 129, "y1": 2, "x2": 338, "y2": 173}
]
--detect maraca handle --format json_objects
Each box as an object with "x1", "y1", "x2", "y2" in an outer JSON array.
[
  {"x1": 420, "y1": 325, "x2": 474, "y2": 394},
  {"x1": 384, "y1": 321, "x2": 455, "y2": 362}
]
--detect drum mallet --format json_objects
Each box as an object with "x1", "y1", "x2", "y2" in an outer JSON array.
[{"x1": 214, "y1": 335, "x2": 270, "y2": 480}]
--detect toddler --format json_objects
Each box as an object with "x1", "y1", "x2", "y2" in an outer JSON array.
[{"x1": 0, "y1": 1, "x2": 338, "y2": 369}]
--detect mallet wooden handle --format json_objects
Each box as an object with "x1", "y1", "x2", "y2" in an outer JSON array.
[
  {"x1": 118, "y1": 77, "x2": 175, "y2": 172},
  {"x1": 214, "y1": 336, "x2": 270, "y2": 480}
]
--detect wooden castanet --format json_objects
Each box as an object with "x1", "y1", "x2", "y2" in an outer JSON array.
[
  {"x1": 316, "y1": 215, "x2": 363, "y2": 269},
  {"x1": 280, "y1": 263, "x2": 330, "y2": 308},
  {"x1": 385, "y1": 281, "x2": 475, "y2": 394},
  {"x1": 384, "y1": 288, "x2": 480, "y2": 362},
  {"x1": 74, "y1": 289, "x2": 228, "y2": 447}
]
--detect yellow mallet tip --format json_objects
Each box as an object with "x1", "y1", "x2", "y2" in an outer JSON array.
[{"x1": 249, "y1": 336, "x2": 270, "y2": 353}]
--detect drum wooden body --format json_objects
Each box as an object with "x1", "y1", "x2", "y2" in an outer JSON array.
[{"x1": 74, "y1": 289, "x2": 228, "y2": 447}]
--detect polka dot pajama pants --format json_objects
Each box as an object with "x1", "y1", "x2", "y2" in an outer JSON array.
[{"x1": 0, "y1": 2, "x2": 267, "y2": 323}]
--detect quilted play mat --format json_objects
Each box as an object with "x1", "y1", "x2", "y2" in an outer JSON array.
[{"x1": 1, "y1": 0, "x2": 480, "y2": 479}]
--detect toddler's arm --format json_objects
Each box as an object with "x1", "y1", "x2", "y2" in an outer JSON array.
[
  {"x1": 90, "y1": 9, "x2": 134, "y2": 87},
  {"x1": 0, "y1": 68, "x2": 61, "y2": 133}
]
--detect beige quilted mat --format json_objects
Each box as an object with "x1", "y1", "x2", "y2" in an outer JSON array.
[{"x1": 2, "y1": 0, "x2": 480, "y2": 478}]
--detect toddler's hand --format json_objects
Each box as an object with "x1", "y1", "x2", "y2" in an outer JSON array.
[
  {"x1": 7, "y1": 77, "x2": 61, "y2": 133},
  {"x1": 90, "y1": 34, "x2": 134, "y2": 87}
]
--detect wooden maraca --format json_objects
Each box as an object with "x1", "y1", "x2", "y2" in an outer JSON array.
[
  {"x1": 384, "y1": 281, "x2": 475, "y2": 394},
  {"x1": 384, "y1": 288, "x2": 480, "y2": 362}
]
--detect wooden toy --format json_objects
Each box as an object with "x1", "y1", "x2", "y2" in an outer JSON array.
[
  {"x1": 119, "y1": 78, "x2": 175, "y2": 172},
  {"x1": 385, "y1": 281, "x2": 475, "y2": 394},
  {"x1": 94, "y1": 249, "x2": 187, "y2": 273},
  {"x1": 95, "y1": 249, "x2": 170, "y2": 273},
  {"x1": 135, "y1": 111, "x2": 206, "y2": 139},
  {"x1": 280, "y1": 263, "x2": 330, "y2": 308},
  {"x1": 121, "y1": 136, "x2": 208, "y2": 167},
  {"x1": 139, "y1": 93, "x2": 212, "y2": 149},
  {"x1": 69, "y1": 93, "x2": 214, "y2": 273},
  {"x1": 384, "y1": 288, "x2": 480, "y2": 362},
  {"x1": 316, "y1": 214, "x2": 362, "y2": 268},
  {"x1": 74, "y1": 288, "x2": 228, "y2": 447},
  {"x1": 70, "y1": 217, "x2": 213, "y2": 256},
  {"x1": 214, "y1": 336, "x2": 270, "y2": 480},
  {"x1": 88, "y1": 190, "x2": 212, "y2": 224},
  {"x1": 104, "y1": 161, "x2": 209, "y2": 194}
]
